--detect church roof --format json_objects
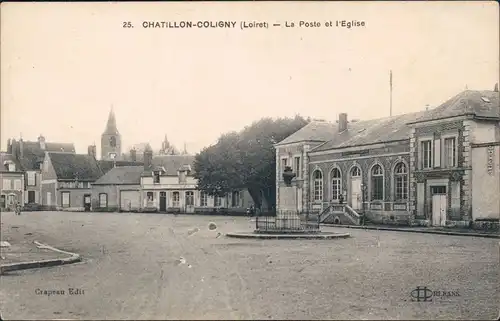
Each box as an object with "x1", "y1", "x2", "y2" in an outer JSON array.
[
  {"x1": 48, "y1": 152, "x2": 103, "y2": 181},
  {"x1": 103, "y1": 108, "x2": 120, "y2": 135}
]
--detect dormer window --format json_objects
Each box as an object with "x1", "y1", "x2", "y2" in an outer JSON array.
[
  {"x1": 4, "y1": 161, "x2": 15, "y2": 172},
  {"x1": 178, "y1": 170, "x2": 187, "y2": 184},
  {"x1": 153, "y1": 171, "x2": 160, "y2": 184}
]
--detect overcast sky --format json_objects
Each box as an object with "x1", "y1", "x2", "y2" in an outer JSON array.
[{"x1": 1, "y1": 2, "x2": 498, "y2": 156}]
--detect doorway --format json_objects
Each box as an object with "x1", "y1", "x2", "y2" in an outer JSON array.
[
  {"x1": 159, "y1": 192, "x2": 167, "y2": 212},
  {"x1": 83, "y1": 194, "x2": 91, "y2": 212},
  {"x1": 350, "y1": 166, "x2": 362, "y2": 210},
  {"x1": 431, "y1": 186, "x2": 447, "y2": 227}
]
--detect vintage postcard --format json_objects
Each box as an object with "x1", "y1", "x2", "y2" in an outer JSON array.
[{"x1": 0, "y1": 1, "x2": 499, "y2": 320}]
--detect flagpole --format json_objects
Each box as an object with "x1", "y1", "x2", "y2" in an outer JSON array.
[{"x1": 390, "y1": 70, "x2": 393, "y2": 117}]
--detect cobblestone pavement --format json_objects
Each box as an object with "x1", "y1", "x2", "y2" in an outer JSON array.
[{"x1": 0, "y1": 211, "x2": 498, "y2": 320}]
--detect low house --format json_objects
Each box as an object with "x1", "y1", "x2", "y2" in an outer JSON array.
[
  {"x1": 5, "y1": 135, "x2": 75, "y2": 209},
  {"x1": 139, "y1": 148, "x2": 266, "y2": 214},
  {"x1": 0, "y1": 152, "x2": 24, "y2": 211},
  {"x1": 91, "y1": 166, "x2": 144, "y2": 212},
  {"x1": 40, "y1": 152, "x2": 103, "y2": 211}
]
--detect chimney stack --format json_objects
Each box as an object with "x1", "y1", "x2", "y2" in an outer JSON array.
[
  {"x1": 38, "y1": 135, "x2": 46, "y2": 150},
  {"x1": 130, "y1": 148, "x2": 137, "y2": 162},
  {"x1": 87, "y1": 145, "x2": 96, "y2": 158},
  {"x1": 7, "y1": 139, "x2": 12, "y2": 154},
  {"x1": 19, "y1": 138, "x2": 24, "y2": 158},
  {"x1": 338, "y1": 113, "x2": 348, "y2": 132},
  {"x1": 494, "y1": 83, "x2": 499, "y2": 92},
  {"x1": 11, "y1": 139, "x2": 18, "y2": 159},
  {"x1": 143, "y1": 145, "x2": 153, "y2": 170}
]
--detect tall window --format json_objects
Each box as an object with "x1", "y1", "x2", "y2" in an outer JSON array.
[
  {"x1": 172, "y1": 192, "x2": 180, "y2": 207},
  {"x1": 62, "y1": 192, "x2": 70, "y2": 208},
  {"x1": 313, "y1": 170, "x2": 323, "y2": 202},
  {"x1": 185, "y1": 191, "x2": 194, "y2": 206},
  {"x1": 294, "y1": 156, "x2": 301, "y2": 178},
  {"x1": 147, "y1": 192, "x2": 154, "y2": 201},
  {"x1": 200, "y1": 191, "x2": 208, "y2": 206},
  {"x1": 281, "y1": 158, "x2": 288, "y2": 173},
  {"x1": 371, "y1": 165, "x2": 384, "y2": 201},
  {"x1": 109, "y1": 136, "x2": 116, "y2": 147},
  {"x1": 214, "y1": 195, "x2": 221, "y2": 207},
  {"x1": 231, "y1": 191, "x2": 240, "y2": 207},
  {"x1": 444, "y1": 137, "x2": 456, "y2": 168},
  {"x1": 27, "y1": 172, "x2": 36, "y2": 186},
  {"x1": 331, "y1": 168, "x2": 342, "y2": 201},
  {"x1": 394, "y1": 162, "x2": 408, "y2": 200},
  {"x1": 3, "y1": 179, "x2": 11, "y2": 190},
  {"x1": 421, "y1": 140, "x2": 432, "y2": 169},
  {"x1": 99, "y1": 193, "x2": 108, "y2": 207},
  {"x1": 14, "y1": 180, "x2": 22, "y2": 190}
]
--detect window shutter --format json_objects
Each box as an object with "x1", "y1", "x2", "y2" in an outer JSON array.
[{"x1": 434, "y1": 139, "x2": 441, "y2": 168}]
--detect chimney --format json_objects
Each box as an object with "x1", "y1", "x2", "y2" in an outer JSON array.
[
  {"x1": 38, "y1": 135, "x2": 46, "y2": 150},
  {"x1": 143, "y1": 148, "x2": 153, "y2": 170},
  {"x1": 87, "y1": 145, "x2": 96, "y2": 158},
  {"x1": 19, "y1": 138, "x2": 24, "y2": 158},
  {"x1": 130, "y1": 148, "x2": 137, "y2": 162},
  {"x1": 495, "y1": 83, "x2": 499, "y2": 92},
  {"x1": 7, "y1": 139, "x2": 12, "y2": 154},
  {"x1": 11, "y1": 139, "x2": 18, "y2": 159},
  {"x1": 338, "y1": 113, "x2": 348, "y2": 132}
]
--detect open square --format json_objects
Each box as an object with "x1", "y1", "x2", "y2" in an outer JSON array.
[{"x1": 1, "y1": 211, "x2": 498, "y2": 320}]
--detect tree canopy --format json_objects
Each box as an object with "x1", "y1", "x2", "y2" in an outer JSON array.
[{"x1": 193, "y1": 115, "x2": 310, "y2": 209}]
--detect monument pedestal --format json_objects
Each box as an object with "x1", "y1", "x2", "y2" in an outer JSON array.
[{"x1": 277, "y1": 185, "x2": 301, "y2": 228}]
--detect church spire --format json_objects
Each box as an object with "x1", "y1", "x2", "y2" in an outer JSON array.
[{"x1": 104, "y1": 106, "x2": 119, "y2": 135}]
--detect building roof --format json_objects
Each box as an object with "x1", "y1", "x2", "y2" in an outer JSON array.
[
  {"x1": 0, "y1": 152, "x2": 23, "y2": 173},
  {"x1": 48, "y1": 152, "x2": 103, "y2": 181},
  {"x1": 275, "y1": 121, "x2": 337, "y2": 146},
  {"x1": 311, "y1": 111, "x2": 426, "y2": 152},
  {"x1": 93, "y1": 166, "x2": 143, "y2": 185},
  {"x1": 98, "y1": 160, "x2": 144, "y2": 175},
  {"x1": 298, "y1": 89, "x2": 499, "y2": 153},
  {"x1": 141, "y1": 155, "x2": 195, "y2": 177},
  {"x1": 14, "y1": 140, "x2": 76, "y2": 171},
  {"x1": 409, "y1": 90, "x2": 499, "y2": 124}
]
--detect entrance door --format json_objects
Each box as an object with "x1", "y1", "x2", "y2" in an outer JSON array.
[
  {"x1": 83, "y1": 194, "x2": 91, "y2": 212},
  {"x1": 431, "y1": 186, "x2": 447, "y2": 227},
  {"x1": 159, "y1": 192, "x2": 167, "y2": 212},
  {"x1": 350, "y1": 177, "x2": 362, "y2": 210}
]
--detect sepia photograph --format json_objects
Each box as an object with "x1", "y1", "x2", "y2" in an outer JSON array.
[{"x1": 0, "y1": 1, "x2": 499, "y2": 320}]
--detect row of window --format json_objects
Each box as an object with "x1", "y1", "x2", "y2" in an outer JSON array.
[
  {"x1": 2, "y1": 179, "x2": 22, "y2": 191},
  {"x1": 59, "y1": 181, "x2": 91, "y2": 189},
  {"x1": 420, "y1": 136, "x2": 457, "y2": 169},
  {"x1": 152, "y1": 171, "x2": 188, "y2": 184},
  {"x1": 97, "y1": 191, "x2": 242, "y2": 208},
  {"x1": 312, "y1": 162, "x2": 409, "y2": 202}
]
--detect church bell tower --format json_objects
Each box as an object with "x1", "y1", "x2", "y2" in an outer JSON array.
[{"x1": 101, "y1": 107, "x2": 122, "y2": 160}]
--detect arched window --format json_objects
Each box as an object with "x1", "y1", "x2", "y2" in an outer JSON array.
[
  {"x1": 351, "y1": 166, "x2": 361, "y2": 177},
  {"x1": 394, "y1": 162, "x2": 408, "y2": 200},
  {"x1": 313, "y1": 170, "x2": 323, "y2": 202},
  {"x1": 371, "y1": 164, "x2": 384, "y2": 201},
  {"x1": 331, "y1": 168, "x2": 342, "y2": 201}
]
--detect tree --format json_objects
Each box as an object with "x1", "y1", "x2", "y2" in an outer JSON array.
[{"x1": 193, "y1": 115, "x2": 309, "y2": 210}]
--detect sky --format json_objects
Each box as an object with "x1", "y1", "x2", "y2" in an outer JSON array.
[{"x1": 1, "y1": 1, "x2": 499, "y2": 156}]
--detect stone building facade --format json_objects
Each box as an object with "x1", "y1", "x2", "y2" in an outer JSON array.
[{"x1": 275, "y1": 89, "x2": 499, "y2": 228}]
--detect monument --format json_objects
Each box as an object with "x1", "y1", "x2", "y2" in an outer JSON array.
[{"x1": 226, "y1": 166, "x2": 351, "y2": 239}]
